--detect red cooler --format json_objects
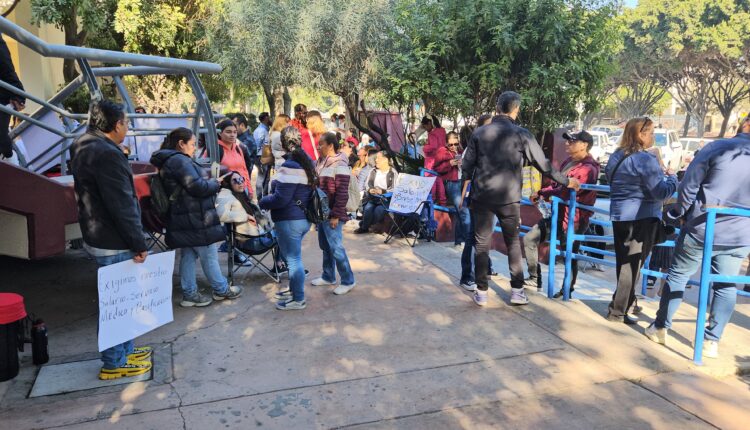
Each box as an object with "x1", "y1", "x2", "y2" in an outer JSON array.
[{"x1": 0, "y1": 293, "x2": 26, "y2": 382}]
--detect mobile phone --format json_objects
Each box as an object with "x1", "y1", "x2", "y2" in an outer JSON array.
[{"x1": 211, "y1": 162, "x2": 220, "y2": 178}]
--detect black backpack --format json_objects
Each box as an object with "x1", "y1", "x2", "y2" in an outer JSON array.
[
  {"x1": 150, "y1": 172, "x2": 181, "y2": 217},
  {"x1": 297, "y1": 186, "x2": 330, "y2": 224}
]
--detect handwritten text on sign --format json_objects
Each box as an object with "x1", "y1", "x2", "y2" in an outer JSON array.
[
  {"x1": 388, "y1": 174, "x2": 436, "y2": 214},
  {"x1": 97, "y1": 251, "x2": 175, "y2": 351}
]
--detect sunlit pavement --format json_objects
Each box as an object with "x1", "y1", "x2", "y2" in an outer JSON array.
[{"x1": 1, "y1": 224, "x2": 749, "y2": 429}]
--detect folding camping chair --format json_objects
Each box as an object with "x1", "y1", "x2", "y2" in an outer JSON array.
[
  {"x1": 383, "y1": 173, "x2": 437, "y2": 247},
  {"x1": 227, "y1": 225, "x2": 281, "y2": 285},
  {"x1": 139, "y1": 196, "x2": 168, "y2": 252}
]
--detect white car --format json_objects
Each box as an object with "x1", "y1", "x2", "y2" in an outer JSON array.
[
  {"x1": 588, "y1": 130, "x2": 615, "y2": 164},
  {"x1": 652, "y1": 129, "x2": 683, "y2": 172},
  {"x1": 679, "y1": 138, "x2": 713, "y2": 169},
  {"x1": 591, "y1": 125, "x2": 619, "y2": 136}
]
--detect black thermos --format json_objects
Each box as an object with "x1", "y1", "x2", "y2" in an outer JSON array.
[{"x1": 31, "y1": 319, "x2": 49, "y2": 365}]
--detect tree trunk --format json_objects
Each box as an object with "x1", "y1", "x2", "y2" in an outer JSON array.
[
  {"x1": 62, "y1": 17, "x2": 81, "y2": 82},
  {"x1": 695, "y1": 114, "x2": 706, "y2": 138},
  {"x1": 283, "y1": 87, "x2": 292, "y2": 116},
  {"x1": 261, "y1": 84, "x2": 276, "y2": 119},
  {"x1": 681, "y1": 114, "x2": 691, "y2": 137},
  {"x1": 719, "y1": 112, "x2": 731, "y2": 138}
]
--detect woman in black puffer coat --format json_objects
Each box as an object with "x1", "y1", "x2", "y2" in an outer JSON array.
[{"x1": 150, "y1": 127, "x2": 242, "y2": 307}]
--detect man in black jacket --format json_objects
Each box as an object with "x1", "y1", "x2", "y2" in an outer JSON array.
[
  {"x1": 462, "y1": 91, "x2": 579, "y2": 307},
  {"x1": 0, "y1": 35, "x2": 25, "y2": 158},
  {"x1": 71, "y1": 99, "x2": 153, "y2": 380}
]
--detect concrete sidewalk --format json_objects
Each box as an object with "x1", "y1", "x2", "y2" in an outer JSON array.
[{"x1": 1, "y1": 225, "x2": 749, "y2": 429}]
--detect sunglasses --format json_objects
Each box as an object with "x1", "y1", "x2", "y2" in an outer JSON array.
[
  {"x1": 231, "y1": 176, "x2": 245, "y2": 185},
  {"x1": 447, "y1": 143, "x2": 459, "y2": 147},
  {"x1": 640, "y1": 116, "x2": 652, "y2": 132}
]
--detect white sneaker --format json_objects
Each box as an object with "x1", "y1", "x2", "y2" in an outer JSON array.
[
  {"x1": 333, "y1": 283, "x2": 356, "y2": 295},
  {"x1": 311, "y1": 277, "x2": 336, "y2": 286},
  {"x1": 644, "y1": 323, "x2": 667, "y2": 345},
  {"x1": 510, "y1": 288, "x2": 529, "y2": 305},
  {"x1": 460, "y1": 281, "x2": 477, "y2": 291},
  {"x1": 702, "y1": 340, "x2": 719, "y2": 359}
]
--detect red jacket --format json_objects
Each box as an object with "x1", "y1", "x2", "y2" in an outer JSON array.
[
  {"x1": 289, "y1": 119, "x2": 319, "y2": 161},
  {"x1": 316, "y1": 152, "x2": 351, "y2": 220},
  {"x1": 422, "y1": 127, "x2": 447, "y2": 204},
  {"x1": 433, "y1": 146, "x2": 460, "y2": 181},
  {"x1": 539, "y1": 154, "x2": 600, "y2": 230}
]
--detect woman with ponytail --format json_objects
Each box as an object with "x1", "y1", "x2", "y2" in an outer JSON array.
[
  {"x1": 259, "y1": 126, "x2": 315, "y2": 310},
  {"x1": 151, "y1": 127, "x2": 243, "y2": 308}
]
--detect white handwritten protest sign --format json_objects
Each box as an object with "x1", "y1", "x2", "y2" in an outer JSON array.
[
  {"x1": 98, "y1": 251, "x2": 175, "y2": 352},
  {"x1": 388, "y1": 174, "x2": 436, "y2": 214}
]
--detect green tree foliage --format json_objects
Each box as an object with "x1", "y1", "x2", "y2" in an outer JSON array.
[
  {"x1": 30, "y1": 0, "x2": 119, "y2": 81},
  {"x1": 204, "y1": 0, "x2": 298, "y2": 116},
  {"x1": 623, "y1": 0, "x2": 750, "y2": 136},
  {"x1": 385, "y1": 0, "x2": 619, "y2": 135},
  {"x1": 114, "y1": 0, "x2": 187, "y2": 55}
]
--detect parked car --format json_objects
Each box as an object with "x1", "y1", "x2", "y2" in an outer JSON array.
[
  {"x1": 591, "y1": 125, "x2": 619, "y2": 136},
  {"x1": 679, "y1": 137, "x2": 713, "y2": 169},
  {"x1": 652, "y1": 128, "x2": 683, "y2": 172},
  {"x1": 588, "y1": 130, "x2": 615, "y2": 165}
]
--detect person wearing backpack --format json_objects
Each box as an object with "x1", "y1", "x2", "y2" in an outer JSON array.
[
  {"x1": 150, "y1": 128, "x2": 243, "y2": 307},
  {"x1": 260, "y1": 126, "x2": 316, "y2": 310},
  {"x1": 311, "y1": 133, "x2": 357, "y2": 295}
]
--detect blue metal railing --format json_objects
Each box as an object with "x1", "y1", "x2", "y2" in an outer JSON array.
[
  {"x1": 421, "y1": 168, "x2": 533, "y2": 236},
  {"x1": 693, "y1": 207, "x2": 750, "y2": 364},
  {"x1": 550, "y1": 185, "x2": 750, "y2": 364}
]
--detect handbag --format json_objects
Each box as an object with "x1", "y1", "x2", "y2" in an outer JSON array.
[
  {"x1": 610, "y1": 151, "x2": 674, "y2": 244},
  {"x1": 260, "y1": 144, "x2": 273, "y2": 165}
]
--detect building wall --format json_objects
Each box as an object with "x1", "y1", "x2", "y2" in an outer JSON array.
[{"x1": 4, "y1": 2, "x2": 66, "y2": 112}]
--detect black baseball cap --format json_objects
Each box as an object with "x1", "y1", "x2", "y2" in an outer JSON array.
[{"x1": 562, "y1": 130, "x2": 594, "y2": 148}]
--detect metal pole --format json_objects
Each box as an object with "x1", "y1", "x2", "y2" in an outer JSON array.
[
  {"x1": 693, "y1": 209, "x2": 717, "y2": 365},
  {"x1": 641, "y1": 254, "x2": 652, "y2": 296},
  {"x1": 548, "y1": 197, "x2": 560, "y2": 298},
  {"x1": 76, "y1": 58, "x2": 102, "y2": 101},
  {"x1": 562, "y1": 191, "x2": 577, "y2": 301},
  {"x1": 186, "y1": 70, "x2": 218, "y2": 163}
]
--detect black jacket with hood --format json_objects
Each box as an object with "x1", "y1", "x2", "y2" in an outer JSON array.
[
  {"x1": 150, "y1": 149, "x2": 225, "y2": 249},
  {"x1": 70, "y1": 130, "x2": 147, "y2": 252}
]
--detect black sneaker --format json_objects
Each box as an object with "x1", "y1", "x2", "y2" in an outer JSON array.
[
  {"x1": 180, "y1": 292, "x2": 213, "y2": 307},
  {"x1": 213, "y1": 285, "x2": 243, "y2": 301},
  {"x1": 353, "y1": 228, "x2": 369, "y2": 234}
]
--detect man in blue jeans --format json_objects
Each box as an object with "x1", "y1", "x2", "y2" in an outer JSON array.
[
  {"x1": 646, "y1": 116, "x2": 750, "y2": 358},
  {"x1": 71, "y1": 100, "x2": 152, "y2": 380}
]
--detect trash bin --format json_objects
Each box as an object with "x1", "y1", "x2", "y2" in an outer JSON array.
[{"x1": 0, "y1": 293, "x2": 26, "y2": 382}]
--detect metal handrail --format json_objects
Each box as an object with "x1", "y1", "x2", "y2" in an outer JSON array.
[{"x1": 0, "y1": 17, "x2": 221, "y2": 74}]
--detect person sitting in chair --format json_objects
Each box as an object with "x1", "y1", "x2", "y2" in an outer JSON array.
[
  {"x1": 354, "y1": 151, "x2": 397, "y2": 234},
  {"x1": 216, "y1": 171, "x2": 278, "y2": 263}
]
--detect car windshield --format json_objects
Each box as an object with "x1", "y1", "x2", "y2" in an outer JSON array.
[
  {"x1": 687, "y1": 141, "x2": 702, "y2": 151},
  {"x1": 654, "y1": 133, "x2": 667, "y2": 147}
]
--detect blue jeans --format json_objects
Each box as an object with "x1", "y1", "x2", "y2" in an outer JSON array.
[
  {"x1": 318, "y1": 221, "x2": 355, "y2": 285},
  {"x1": 94, "y1": 251, "x2": 136, "y2": 369},
  {"x1": 179, "y1": 243, "x2": 228, "y2": 297},
  {"x1": 275, "y1": 219, "x2": 311, "y2": 301},
  {"x1": 654, "y1": 232, "x2": 750, "y2": 341},
  {"x1": 445, "y1": 180, "x2": 471, "y2": 245},
  {"x1": 460, "y1": 211, "x2": 494, "y2": 284},
  {"x1": 361, "y1": 198, "x2": 388, "y2": 231}
]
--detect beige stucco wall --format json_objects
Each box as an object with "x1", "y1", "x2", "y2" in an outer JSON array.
[{"x1": 4, "y1": 2, "x2": 66, "y2": 112}]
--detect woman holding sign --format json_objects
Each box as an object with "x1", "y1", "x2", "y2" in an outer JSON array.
[{"x1": 151, "y1": 128, "x2": 243, "y2": 308}]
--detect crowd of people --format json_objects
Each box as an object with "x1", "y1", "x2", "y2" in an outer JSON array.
[{"x1": 68, "y1": 90, "x2": 750, "y2": 380}]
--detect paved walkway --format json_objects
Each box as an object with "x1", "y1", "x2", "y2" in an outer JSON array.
[{"x1": 1, "y1": 224, "x2": 750, "y2": 429}]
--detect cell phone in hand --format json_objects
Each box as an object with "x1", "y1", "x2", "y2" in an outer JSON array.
[{"x1": 211, "y1": 162, "x2": 220, "y2": 179}]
